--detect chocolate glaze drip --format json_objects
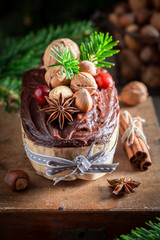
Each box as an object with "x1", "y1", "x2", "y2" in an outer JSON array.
[{"x1": 21, "y1": 66, "x2": 119, "y2": 147}]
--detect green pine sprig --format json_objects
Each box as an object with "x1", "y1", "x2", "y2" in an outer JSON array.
[
  {"x1": 115, "y1": 217, "x2": 160, "y2": 240},
  {"x1": 0, "y1": 20, "x2": 95, "y2": 111},
  {"x1": 80, "y1": 31, "x2": 119, "y2": 68},
  {"x1": 48, "y1": 45, "x2": 79, "y2": 79}
]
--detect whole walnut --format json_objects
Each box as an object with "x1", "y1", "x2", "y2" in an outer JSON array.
[
  {"x1": 43, "y1": 38, "x2": 80, "y2": 69},
  {"x1": 119, "y1": 81, "x2": 148, "y2": 106},
  {"x1": 45, "y1": 66, "x2": 70, "y2": 88}
]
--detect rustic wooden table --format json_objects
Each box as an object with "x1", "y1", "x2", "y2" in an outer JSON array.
[{"x1": 0, "y1": 97, "x2": 160, "y2": 240}]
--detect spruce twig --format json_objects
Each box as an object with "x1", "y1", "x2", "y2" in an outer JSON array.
[
  {"x1": 0, "y1": 21, "x2": 95, "y2": 111},
  {"x1": 80, "y1": 31, "x2": 119, "y2": 68},
  {"x1": 48, "y1": 45, "x2": 79, "y2": 79},
  {"x1": 115, "y1": 217, "x2": 160, "y2": 240}
]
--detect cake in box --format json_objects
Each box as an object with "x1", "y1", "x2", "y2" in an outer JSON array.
[{"x1": 20, "y1": 32, "x2": 120, "y2": 183}]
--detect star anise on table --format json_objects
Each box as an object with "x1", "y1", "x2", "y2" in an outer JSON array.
[
  {"x1": 41, "y1": 93, "x2": 79, "y2": 129},
  {"x1": 107, "y1": 177, "x2": 140, "y2": 195}
]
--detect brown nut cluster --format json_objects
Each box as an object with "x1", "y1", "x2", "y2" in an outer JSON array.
[
  {"x1": 42, "y1": 39, "x2": 99, "y2": 115},
  {"x1": 108, "y1": 0, "x2": 160, "y2": 88},
  {"x1": 44, "y1": 38, "x2": 80, "y2": 88}
]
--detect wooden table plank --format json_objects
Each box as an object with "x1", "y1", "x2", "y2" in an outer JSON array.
[{"x1": 0, "y1": 97, "x2": 160, "y2": 239}]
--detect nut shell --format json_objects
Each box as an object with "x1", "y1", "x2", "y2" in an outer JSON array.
[
  {"x1": 70, "y1": 72, "x2": 97, "y2": 95},
  {"x1": 45, "y1": 66, "x2": 69, "y2": 88},
  {"x1": 74, "y1": 89, "x2": 93, "y2": 112},
  {"x1": 120, "y1": 81, "x2": 148, "y2": 106},
  {"x1": 43, "y1": 38, "x2": 80, "y2": 69},
  {"x1": 4, "y1": 170, "x2": 30, "y2": 191},
  {"x1": 49, "y1": 86, "x2": 73, "y2": 100},
  {"x1": 79, "y1": 61, "x2": 96, "y2": 76}
]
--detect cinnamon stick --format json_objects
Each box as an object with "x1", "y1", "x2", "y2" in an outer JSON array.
[{"x1": 120, "y1": 111, "x2": 151, "y2": 171}]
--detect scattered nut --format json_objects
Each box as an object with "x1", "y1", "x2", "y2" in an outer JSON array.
[
  {"x1": 129, "y1": 0, "x2": 148, "y2": 12},
  {"x1": 152, "y1": 0, "x2": 160, "y2": 9},
  {"x1": 108, "y1": 13, "x2": 119, "y2": 25},
  {"x1": 45, "y1": 66, "x2": 69, "y2": 88},
  {"x1": 124, "y1": 35, "x2": 141, "y2": 51},
  {"x1": 79, "y1": 61, "x2": 96, "y2": 76},
  {"x1": 118, "y1": 13, "x2": 135, "y2": 28},
  {"x1": 125, "y1": 24, "x2": 139, "y2": 33},
  {"x1": 70, "y1": 72, "x2": 97, "y2": 95},
  {"x1": 140, "y1": 46, "x2": 159, "y2": 63},
  {"x1": 119, "y1": 81, "x2": 148, "y2": 106},
  {"x1": 49, "y1": 86, "x2": 73, "y2": 100},
  {"x1": 141, "y1": 65, "x2": 160, "y2": 88},
  {"x1": 135, "y1": 8, "x2": 151, "y2": 25},
  {"x1": 114, "y1": 2, "x2": 128, "y2": 15},
  {"x1": 74, "y1": 89, "x2": 93, "y2": 112},
  {"x1": 140, "y1": 25, "x2": 159, "y2": 38},
  {"x1": 150, "y1": 12, "x2": 160, "y2": 31},
  {"x1": 121, "y1": 48, "x2": 141, "y2": 70},
  {"x1": 43, "y1": 38, "x2": 80, "y2": 69},
  {"x1": 4, "y1": 170, "x2": 30, "y2": 191}
]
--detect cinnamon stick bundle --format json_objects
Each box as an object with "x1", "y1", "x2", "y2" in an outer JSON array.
[{"x1": 120, "y1": 111, "x2": 151, "y2": 170}]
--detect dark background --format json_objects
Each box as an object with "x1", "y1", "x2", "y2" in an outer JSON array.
[{"x1": 0, "y1": 0, "x2": 120, "y2": 40}]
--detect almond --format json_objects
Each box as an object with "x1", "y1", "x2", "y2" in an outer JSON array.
[
  {"x1": 74, "y1": 89, "x2": 93, "y2": 112},
  {"x1": 70, "y1": 72, "x2": 97, "y2": 95}
]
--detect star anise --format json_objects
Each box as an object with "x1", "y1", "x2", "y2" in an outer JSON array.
[
  {"x1": 107, "y1": 177, "x2": 140, "y2": 195},
  {"x1": 41, "y1": 93, "x2": 79, "y2": 129}
]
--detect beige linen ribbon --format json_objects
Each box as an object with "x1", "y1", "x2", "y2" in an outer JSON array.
[{"x1": 121, "y1": 111, "x2": 150, "y2": 149}]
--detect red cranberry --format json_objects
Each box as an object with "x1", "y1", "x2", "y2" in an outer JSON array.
[
  {"x1": 34, "y1": 86, "x2": 50, "y2": 105},
  {"x1": 94, "y1": 72, "x2": 113, "y2": 89}
]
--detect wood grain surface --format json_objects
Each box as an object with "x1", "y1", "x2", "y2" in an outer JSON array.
[{"x1": 0, "y1": 97, "x2": 160, "y2": 240}]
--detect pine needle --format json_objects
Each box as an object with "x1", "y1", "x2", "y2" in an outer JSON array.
[
  {"x1": 0, "y1": 21, "x2": 95, "y2": 111},
  {"x1": 80, "y1": 31, "x2": 119, "y2": 68},
  {"x1": 48, "y1": 45, "x2": 79, "y2": 79},
  {"x1": 115, "y1": 217, "x2": 160, "y2": 240}
]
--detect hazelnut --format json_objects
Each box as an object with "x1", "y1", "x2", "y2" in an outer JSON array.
[
  {"x1": 129, "y1": 0, "x2": 148, "y2": 12},
  {"x1": 121, "y1": 48, "x2": 141, "y2": 70},
  {"x1": 43, "y1": 38, "x2": 80, "y2": 69},
  {"x1": 4, "y1": 170, "x2": 30, "y2": 191},
  {"x1": 140, "y1": 25, "x2": 159, "y2": 38},
  {"x1": 108, "y1": 13, "x2": 119, "y2": 25},
  {"x1": 45, "y1": 66, "x2": 69, "y2": 88},
  {"x1": 140, "y1": 46, "x2": 159, "y2": 63},
  {"x1": 150, "y1": 12, "x2": 160, "y2": 31},
  {"x1": 74, "y1": 89, "x2": 93, "y2": 112},
  {"x1": 141, "y1": 65, "x2": 160, "y2": 88},
  {"x1": 124, "y1": 35, "x2": 141, "y2": 51},
  {"x1": 49, "y1": 86, "x2": 73, "y2": 100},
  {"x1": 120, "y1": 61, "x2": 138, "y2": 80},
  {"x1": 119, "y1": 81, "x2": 148, "y2": 106},
  {"x1": 113, "y1": 2, "x2": 128, "y2": 16},
  {"x1": 152, "y1": 0, "x2": 160, "y2": 9},
  {"x1": 135, "y1": 8, "x2": 151, "y2": 25},
  {"x1": 118, "y1": 13, "x2": 135, "y2": 28},
  {"x1": 125, "y1": 24, "x2": 139, "y2": 33},
  {"x1": 79, "y1": 61, "x2": 96, "y2": 76}
]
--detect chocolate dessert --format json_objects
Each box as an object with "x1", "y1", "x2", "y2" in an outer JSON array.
[{"x1": 21, "y1": 32, "x2": 120, "y2": 182}]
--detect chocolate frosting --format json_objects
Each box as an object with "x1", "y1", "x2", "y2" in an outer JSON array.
[{"x1": 20, "y1": 66, "x2": 119, "y2": 147}]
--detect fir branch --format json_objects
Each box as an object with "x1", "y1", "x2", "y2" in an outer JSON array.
[
  {"x1": 48, "y1": 45, "x2": 79, "y2": 79},
  {"x1": 0, "y1": 21, "x2": 95, "y2": 111},
  {"x1": 80, "y1": 31, "x2": 119, "y2": 68},
  {"x1": 115, "y1": 217, "x2": 160, "y2": 240}
]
